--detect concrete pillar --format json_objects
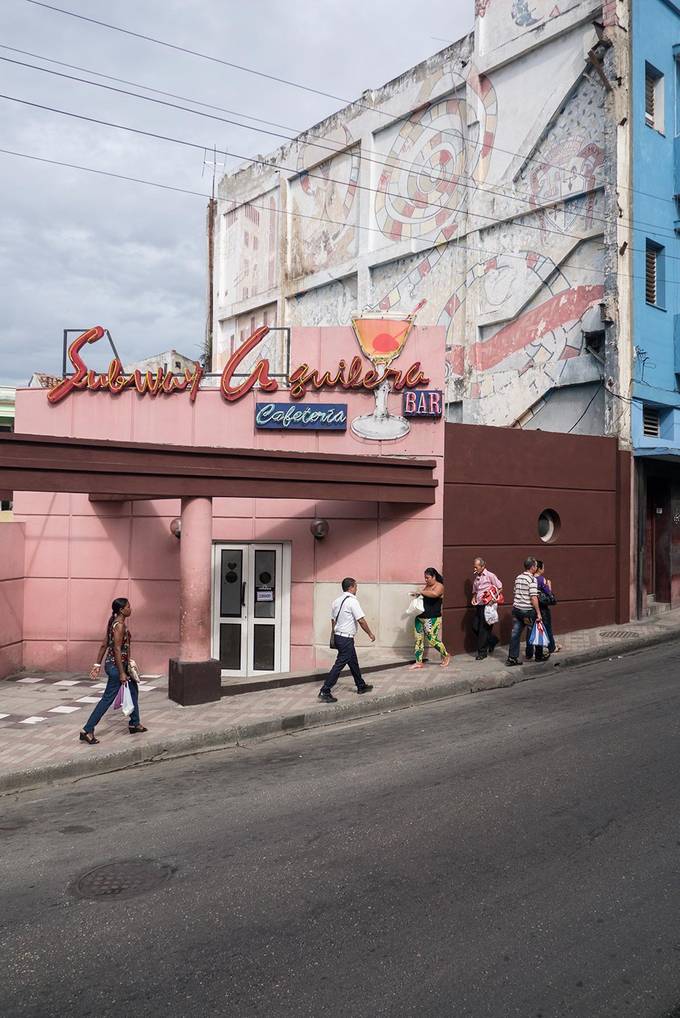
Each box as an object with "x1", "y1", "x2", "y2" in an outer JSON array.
[
  {"x1": 169, "y1": 495, "x2": 220, "y2": 705},
  {"x1": 179, "y1": 496, "x2": 213, "y2": 661}
]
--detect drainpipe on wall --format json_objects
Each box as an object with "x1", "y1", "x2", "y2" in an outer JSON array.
[
  {"x1": 636, "y1": 460, "x2": 646, "y2": 619},
  {"x1": 204, "y1": 196, "x2": 217, "y2": 369}
]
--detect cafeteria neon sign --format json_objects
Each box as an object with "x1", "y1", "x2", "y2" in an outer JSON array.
[{"x1": 47, "y1": 324, "x2": 430, "y2": 405}]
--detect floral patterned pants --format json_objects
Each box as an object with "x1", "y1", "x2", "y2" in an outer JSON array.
[{"x1": 414, "y1": 616, "x2": 448, "y2": 663}]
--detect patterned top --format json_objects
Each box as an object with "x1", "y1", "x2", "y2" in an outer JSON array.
[{"x1": 106, "y1": 619, "x2": 130, "y2": 668}]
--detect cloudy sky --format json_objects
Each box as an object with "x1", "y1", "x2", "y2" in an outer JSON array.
[{"x1": 0, "y1": 0, "x2": 473, "y2": 385}]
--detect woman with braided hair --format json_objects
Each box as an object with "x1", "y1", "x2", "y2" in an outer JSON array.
[{"x1": 79, "y1": 597, "x2": 147, "y2": 745}]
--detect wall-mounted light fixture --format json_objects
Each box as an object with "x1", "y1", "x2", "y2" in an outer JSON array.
[
  {"x1": 170, "y1": 518, "x2": 182, "y2": 540},
  {"x1": 310, "y1": 518, "x2": 329, "y2": 540}
]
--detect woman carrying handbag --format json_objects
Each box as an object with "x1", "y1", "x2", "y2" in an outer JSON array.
[
  {"x1": 79, "y1": 597, "x2": 148, "y2": 745},
  {"x1": 409, "y1": 567, "x2": 451, "y2": 669}
]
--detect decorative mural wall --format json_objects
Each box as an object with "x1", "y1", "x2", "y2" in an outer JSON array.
[{"x1": 213, "y1": 0, "x2": 614, "y2": 434}]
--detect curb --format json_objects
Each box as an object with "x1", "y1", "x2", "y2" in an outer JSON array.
[{"x1": 2, "y1": 627, "x2": 679, "y2": 797}]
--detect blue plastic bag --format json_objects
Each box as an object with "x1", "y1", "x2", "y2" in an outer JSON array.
[{"x1": 529, "y1": 621, "x2": 550, "y2": 648}]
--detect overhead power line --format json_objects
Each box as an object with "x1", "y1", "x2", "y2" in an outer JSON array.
[
  {"x1": 0, "y1": 144, "x2": 672, "y2": 296},
  {"x1": 24, "y1": 0, "x2": 352, "y2": 103},
  {"x1": 0, "y1": 43, "x2": 301, "y2": 135},
  {"x1": 1, "y1": 88, "x2": 677, "y2": 264},
  {"x1": 20, "y1": 2, "x2": 680, "y2": 216},
  {"x1": 23, "y1": 0, "x2": 613, "y2": 191},
  {"x1": 1, "y1": 49, "x2": 616, "y2": 231}
]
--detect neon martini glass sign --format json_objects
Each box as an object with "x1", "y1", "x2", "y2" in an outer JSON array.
[{"x1": 350, "y1": 301, "x2": 425, "y2": 440}]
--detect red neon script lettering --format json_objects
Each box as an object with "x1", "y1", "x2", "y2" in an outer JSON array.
[
  {"x1": 220, "y1": 326, "x2": 279, "y2": 402},
  {"x1": 47, "y1": 327, "x2": 204, "y2": 404},
  {"x1": 47, "y1": 327, "x2": 106, "y2": 404}
]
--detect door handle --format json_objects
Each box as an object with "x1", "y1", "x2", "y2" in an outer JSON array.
[{"x1": 241, "y1": 581, "x2": 246, "y2": 607}]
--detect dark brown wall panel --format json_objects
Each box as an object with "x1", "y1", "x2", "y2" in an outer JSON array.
[
  {"x1": 442, "y1": 546, "x2": 616, "y2": 609},
  {"x1": 443, "y1": 599, "x2": 616, "y2": 655},
  {"x1": 443, "y1": 425, "x2": 631, "y2": 655},
  {"x1": 445, "y1": 423, "x2": 617, "y2": 490},
  {"x1": 444, "y1": 485, "x2": 616, "y2": 548}
]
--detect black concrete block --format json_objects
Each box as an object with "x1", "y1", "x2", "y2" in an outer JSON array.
[{"x1": 168, "y1": 658, "x2": 221, "y2": 706}]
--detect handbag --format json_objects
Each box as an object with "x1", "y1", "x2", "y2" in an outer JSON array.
[
  {"x1": 128, "y1": 659, "x2": 141, "y2": 682},
  {"x1": 538, "y1": 589, "x2": 557, "y2": 607},
  {"x1": 330, "y1": 596, "x2": 351, "y2": 650},
  {"x1": 405, "y1": 595, "x2": 425, "y2": 617},
  {"x1": 529, "y1": 621, "x2": 550, "y2": 648}
]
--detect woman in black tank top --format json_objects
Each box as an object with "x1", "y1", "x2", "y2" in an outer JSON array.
[{"x1": 410, "y1": 567, "x2": 450, "y2": 669}]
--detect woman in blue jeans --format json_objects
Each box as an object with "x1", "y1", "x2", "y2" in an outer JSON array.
[{"x1": 79, "y1": 597, "x2": 147, "y2": 745}]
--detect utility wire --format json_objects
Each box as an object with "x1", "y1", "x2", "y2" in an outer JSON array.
[
  {"x1": 0, "y1": 43, "x2": 300, "y2": 134},
  {"x1": 0, "y1": 146, "x2": 208, "y2": 198},
  {"x1": 22, "y1": 0, "x2": 615, "y2": 191},
  {"x1": 2, "y1": 88, "x2": 678, "y2": 272},
  {"x1": 0, "y1": 48, "x2": 607, "y2": 217},
  {"x1": 568, "y1": 380, "x2": 605, "y2": 432},
  {"x1": 24, "y1": 0, "x2": 351, "y2": 104},
  {"x1": 25, "y1": 0, "x2": 680, "y2": 214},
  {"x1": 0, "y1": 143, "x2": 675, "y2": 297},
  {"x1": 10, "y1": 21, "x2": 680, "y2": 222}
]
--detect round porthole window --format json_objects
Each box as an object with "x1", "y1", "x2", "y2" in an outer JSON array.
[{"x1": 538, "y1": 509, "x2": 560, "y2": 543}]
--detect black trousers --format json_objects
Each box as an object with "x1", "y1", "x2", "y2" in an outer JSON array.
[
  {"x1": 474, "y1": 605, "x2": 498, "y2": 656},
  {"x1": 322, "y1": 635, "x2": 364, "y2": 691}
]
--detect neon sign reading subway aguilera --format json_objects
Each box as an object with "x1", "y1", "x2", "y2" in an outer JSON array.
[{"x1": 47, "y1": 325, "x2": 430, "y2": 405}]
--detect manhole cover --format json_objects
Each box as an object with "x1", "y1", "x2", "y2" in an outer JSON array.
[
  {"x1": 600, "y1": 630, "x2": 639, "y2": 640},
  {"x1": 70, "y1": 858, "x2": 175, "y2": 901}
]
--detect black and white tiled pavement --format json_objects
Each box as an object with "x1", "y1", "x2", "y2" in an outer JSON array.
[{"x1": 0, "y1": 674, "x2": 164, "y2": 729}]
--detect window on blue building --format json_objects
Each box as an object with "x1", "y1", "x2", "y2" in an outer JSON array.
[
  {"x1": 645, "y1": 62, "x2": 664, "y2": 133},
  {"x1": 646, "y1": 240, "x2": 665, "y2": 307},
  {"x1": 643, "y1": 405, "x2": 661, "y2": 438}
]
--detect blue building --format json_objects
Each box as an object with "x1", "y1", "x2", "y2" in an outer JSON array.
[{"x1": 631, "y1": 0, "x2": 680, "y2": 614}]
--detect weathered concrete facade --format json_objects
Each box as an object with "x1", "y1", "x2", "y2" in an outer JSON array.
[{"x1": 212, "y1": 0, "x2": 629, "y2": 436}]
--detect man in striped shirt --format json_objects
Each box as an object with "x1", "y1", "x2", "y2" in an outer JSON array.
[{"x1": 507, "y1": 556, "x2": 543, "y2": 666}]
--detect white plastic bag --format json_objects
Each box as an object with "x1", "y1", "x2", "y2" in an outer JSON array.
[
  {"x1": 484, "y1": 603, "x2": 499, "y2": 625},
  {"x1": 121, "y1": 682, "x2": 135, "y2": 717},
  {"x1": 405, "y1": 595, "x2": 424, "y2": 617}
]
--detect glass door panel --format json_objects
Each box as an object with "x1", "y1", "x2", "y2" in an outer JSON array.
[
  {"x1": 213, "y1": 543, "x2": 289, "y2": 678},
  {"x1": 213, "y1": 544, "x2": 248, "y2": 676}
]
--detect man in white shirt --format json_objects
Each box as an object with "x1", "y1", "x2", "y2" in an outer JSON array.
[{"x1": 319, "y1": 577, "x2": 375, "y2": 703}]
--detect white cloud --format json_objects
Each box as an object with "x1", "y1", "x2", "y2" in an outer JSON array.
[{"x1": 0, "y1": 0, "x2": 472, "y2": 384}]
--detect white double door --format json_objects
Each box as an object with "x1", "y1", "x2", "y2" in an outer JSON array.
[{"x1": 211, "y1": 543, "x2": 290, "y2": 677}]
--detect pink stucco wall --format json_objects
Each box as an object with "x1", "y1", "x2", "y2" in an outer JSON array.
[
  {"x1": 0, "y1": 521, "x2": 24, "y2": 676},
  {"x1": 11, "y1": 326, "x2": 445, "y2": 675}
]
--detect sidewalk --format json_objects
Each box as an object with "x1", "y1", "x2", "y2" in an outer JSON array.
[{"x1": 2, "y1": 608, "x2": 679, "y2": 796}]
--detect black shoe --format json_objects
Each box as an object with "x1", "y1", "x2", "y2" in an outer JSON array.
[
  {"x1": 356, "y1": 684, "x2": 373, "y2": 694},
  {"x1": 318, "y1": 690, "x2": 337, "y2": 703},
  {"x1": 506, "y1": 657, "x2": 522, "y2": 667},
  {"x1": 475, "y1": 653, "x2": 487, "y2": 661}
]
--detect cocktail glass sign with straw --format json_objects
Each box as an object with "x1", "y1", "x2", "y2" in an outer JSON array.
[{"x1": 349, "y1": 301, "x2": 425, "y2": 440}]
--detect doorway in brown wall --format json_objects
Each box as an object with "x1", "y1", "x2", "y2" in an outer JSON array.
[{"x1": 645, "y1": 479, "x2": 671, "y2": 604}]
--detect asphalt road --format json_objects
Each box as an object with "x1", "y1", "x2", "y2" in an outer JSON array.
[{"x1": 2, "y1": 644, "x2": 680, "y2": 1018}]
